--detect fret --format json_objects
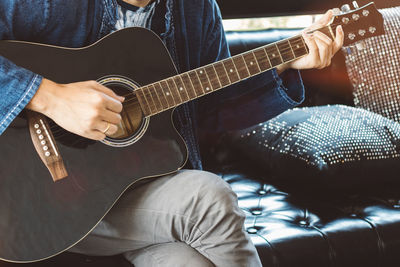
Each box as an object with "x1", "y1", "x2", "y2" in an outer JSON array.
[
  {"x1": 179, "y1": 76, "x2": 191, "y2": 101},
  {"x1": 204, "y1": 65, "x2": 221, "y2": 90},
  {"x1": 301, "y1": 37, "x2": 309, "y2": 54},
  {"x1": 155, "y1": 81, "x2": 173, "y2": 109},
  {"x1": 135, "y1": 88, "x2": 151, "y2": 116},
  {"x1": 243, "y1": 52, "x2": 261, "y2": 75},
  {"x1": 173, "y1": 76, "x2": 189, "y2": 102},
  {"x1": 153, "y1": 82, "x2": 169, "y2": 110},
  {"x1": 277, "y1": 40, "x2": 295, "y2": 62},
  {"x1": 222, "y1": 58, "x2": 240, "y2": 83},
  {"x1": 288, "y1": 40, "x2": 296, "y2": 59},
  {"x1": 253, "y1": 48, "x2": 271, "y2": 71},
  {"x1": 196, "y1": 68, "x2": 213, "y2": 93},
  {"x1": 232, "y1": 55, "x2": 250, "y2": 79},
  {"x1": 163, "y1": 79, "x2": 177, "y2": 106},
  {"x1": 179, "y1": 75, "x2": 191, "y2": 101},
  {"x1": 265, "y1": 45, "x2": 283, "y2": 67},
  {"x1": 212, "y1": 65, "x2": 222, "y2": 87},
  {"x1": 275, "y1": 44, "x2": 284, "y2": 63},
  {"x1": 213, "y1": 62, "x2": 230, "y2": 86},
  {"x1": 142, "y1": 86, "x2": 158, "y2": 114},
  {"x1": 241, "y1": 55, "x2": 252, "y2": 75},
  {"x1": 289, "y1": 37, "x2": 308, "y2": 58},
  {"x1": 167, "y1": 77, "x2": 182, "y2": 104},
  {"x1": 181, "y1": 73, "x2": 197, "y2": 99},
  {"x1": 188, "y1": 71, "x2": 205, "y2": 96},
  {"x1": 204, "y1": 68, "x2": 214, "y2": 92},
  {"x1": 135, "y1": 33, "x2": 314, "y2": 117},
  {"x1": 147, "y1": 84, "x2": 163, "y2": 113}
]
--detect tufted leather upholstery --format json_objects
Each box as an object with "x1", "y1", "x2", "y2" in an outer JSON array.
[
  {"x1": 2, "y1": 27, "x2": 400, "y2": 267},
  {"x1": 205, "y1": 151, "x2": 400, "y2": 267}
]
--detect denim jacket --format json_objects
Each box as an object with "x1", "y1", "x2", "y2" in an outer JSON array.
[{"x1": 0, "y1": 0, "x2": 304, "y2": 169}]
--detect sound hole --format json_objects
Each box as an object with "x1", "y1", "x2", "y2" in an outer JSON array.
[
  {"x1": 99, "y1": 77, "x2": 149, "y2": 147},
  {"x1": 106, "y1": 83, "x2": 143, "y2": 140}
]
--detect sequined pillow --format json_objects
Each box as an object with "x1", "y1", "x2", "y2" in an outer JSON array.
[
  {"x1": 232, "y1": 105, "x2": 400, "y2": 191},
  {"x1": 344, "y1": 6, "x2": 400, "y2": 122}
]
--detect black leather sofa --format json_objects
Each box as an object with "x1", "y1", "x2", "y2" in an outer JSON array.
[
  {"x1": 204, "y1": 29, "x2": 400, "y2": 267},
  {"x1": 3, "y1": 2, "x2": 400, "y2": 267}
]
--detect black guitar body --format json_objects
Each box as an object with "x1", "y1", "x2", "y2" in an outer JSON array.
[{"x1": 0, "y1": 28, "x2": 187, "y2": 262}]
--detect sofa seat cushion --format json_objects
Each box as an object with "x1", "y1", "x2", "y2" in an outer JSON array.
[{"x1": 218, "y1": 169, "x2": 400, "y2": 267}]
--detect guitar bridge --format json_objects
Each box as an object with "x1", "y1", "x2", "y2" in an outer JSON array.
[{"x1": 27, "y1": 111, "x2": 68, "y2": 182}]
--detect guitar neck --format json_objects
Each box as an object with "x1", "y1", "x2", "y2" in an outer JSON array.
[{"x1": 136, "y1": 25, "x2": 334, "y2": 116}]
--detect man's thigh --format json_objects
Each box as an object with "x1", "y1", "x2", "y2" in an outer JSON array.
[{"x1": 69, "y1": 169, "x2": 235, "y2": 256}]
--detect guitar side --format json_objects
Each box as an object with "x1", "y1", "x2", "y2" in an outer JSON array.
[{"x1": 0, "y1": 28, "x2": 188, "y2": 262}]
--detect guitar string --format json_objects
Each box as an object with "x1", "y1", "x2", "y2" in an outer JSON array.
[
  {"x1": 120, "y1": 42, "x2": 308, "y2": 107},
  {"x1": 55, "y1": 22, "x2": 358, "y2": 117},
  {"x1": 117, "y1": 20, "x2": 353, "y2": 100},
  {"x1": 122, "y1": 37, "x2": 307, "y2": 100},
  {"x1": 121, "y1": 42, "x2": 308, "y2": 100},
  {"x1": 47, "y1": 19, "x2": 368, "y2": 132}
]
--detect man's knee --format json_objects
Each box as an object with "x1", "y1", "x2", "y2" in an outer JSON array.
[
  {"x1": 124, "y1": 242, "x2": 214, "y2": 267},
  {"x1": 176, "y1": 170, "x2": 244, "y2": 221}
]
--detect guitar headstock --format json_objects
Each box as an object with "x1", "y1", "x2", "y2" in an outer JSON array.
[{"x1": 331, "y1": 2, "x2": 384, "y2": 46}]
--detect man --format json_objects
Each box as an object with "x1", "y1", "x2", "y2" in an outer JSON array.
[{"x1": 0, "y1": 0, "x2": 343, "y2": 266}]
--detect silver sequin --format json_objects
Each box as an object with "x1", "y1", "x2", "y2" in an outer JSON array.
[{"x1": 344, "y1": 7, "x2": 400, "y2": 123}]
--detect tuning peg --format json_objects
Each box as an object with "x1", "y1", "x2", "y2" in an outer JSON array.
[
  {"x1": 352, "y1": 1, "x2": 359, "y2": 8},
  {"x1": 341, "y1": 4, "x2": 351, "y2": 13},
  {"x1": 356, "y1": 41, "x2": 367, "y2": 50},
  {"x1": 332, "y1": 8, "x2": 341, "y2": 15}
]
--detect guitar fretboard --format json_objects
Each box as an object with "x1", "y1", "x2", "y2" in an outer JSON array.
[{"x1": 135, "y1": 26, "x2": 333, "y2": 116}]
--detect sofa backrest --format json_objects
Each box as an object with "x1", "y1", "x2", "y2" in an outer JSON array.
[
  {"x1": 225, "y1": 30, "x2": 355, "y2": 108},
  {"x1": 218, "y1": 0, "x2": 398, "y2": 18}
]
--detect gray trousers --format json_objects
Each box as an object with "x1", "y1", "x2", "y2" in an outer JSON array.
[{"x1": 69, "y1": 170, "x2": 262, "y2": 267}]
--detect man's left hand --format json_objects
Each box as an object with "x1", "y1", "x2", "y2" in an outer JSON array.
[{"x1": 276, "y1": 10, "x2": 344, "y2": 74}]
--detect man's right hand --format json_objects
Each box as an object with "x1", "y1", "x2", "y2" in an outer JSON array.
[{"x1": 27, "y1": 79, "x2": 125, "y2": 141}]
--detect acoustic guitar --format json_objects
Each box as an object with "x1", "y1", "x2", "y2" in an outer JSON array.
[{"x1": 0, "y1": 2, "x2": 383, "y2": 262}]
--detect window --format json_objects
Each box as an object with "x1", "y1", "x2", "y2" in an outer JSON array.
[{"x1": 222, "y1": 14, "x2": 323, "y2": 31}]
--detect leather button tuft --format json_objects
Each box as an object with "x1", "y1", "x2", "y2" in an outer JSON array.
[
  {"x1": 258, "y1": 190, "x2": 267, "y2": 195},
  {"x1": 299, "y1": 220, "x2": 308, "y2": 226},
  {"x1": 252, "y1": 209, "x2": 262, "y2": 216},
  {"x1": 247, "y1": 227, "x2": 258, "y2": 234},
  {"x1": 350, "y1": 213, "x2": 358, "y2": 218}
]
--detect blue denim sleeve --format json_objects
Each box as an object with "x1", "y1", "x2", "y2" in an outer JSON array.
[
  {"x1": 198, "y1": 0, "x2": 305, "y2": 132},
  {"x1": 0, "y1": 1, "x2": 47, "y2": 134}
]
